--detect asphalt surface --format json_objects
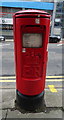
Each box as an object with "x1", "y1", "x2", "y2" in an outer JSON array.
[
  {"x1": 0, "y1": 40, "x2": 64, "y2": 119},
  {"x1": 0, "y1": 41, "x2": 63, "y2": 89},
  {"x1": 0, "y1": 41, "x2": 63, "y2": 76}
]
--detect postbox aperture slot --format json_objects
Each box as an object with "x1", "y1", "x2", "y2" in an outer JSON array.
[
  {"x1": 24, "y1": 25, "x2": 42, "y2": 28},
  {"x1": 23, "y1": 33, "x2": 42, "y2": 48}
]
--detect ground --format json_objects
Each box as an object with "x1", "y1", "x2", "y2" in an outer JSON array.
[{"x1": 0, "y1": 39, "x2": 64, "y2": 119}]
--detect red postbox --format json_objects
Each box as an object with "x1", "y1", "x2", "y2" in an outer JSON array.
[{"x1": 13, "y1": 10, "x2": 50, "y2": 110}]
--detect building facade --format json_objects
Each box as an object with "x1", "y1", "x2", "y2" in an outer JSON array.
[{"x1": 0, "y1": 1, "x2": 63, "y2": 38}]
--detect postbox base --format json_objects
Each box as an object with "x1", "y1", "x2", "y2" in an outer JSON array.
[{"x1": 16, "y1": 90, "x2": 44, "y2": 111}]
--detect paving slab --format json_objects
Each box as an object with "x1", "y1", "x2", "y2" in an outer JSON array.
[
  {"x1": 45, "y1": 89, "x2": 62, "y2": 107},
  {"x1": 0, "y1": 110, "x2": 7, "y2": 119},
  {"x1": 1, "y1": 89, "x2": 62, "y2": 109},
  {"x1": 2, "y1": 89, "x2": 15, "y2": 109},
  {"x1": 0, "y1": 110, "x2": 2, "y2": 120},
  {"x1": 62, "y1": 89, "x2": 64, "y2": 109},
  {"x1": 6, "y1": 109, "x2": 62, "y2": 118},
  {"x1": 0, "y1": 88, "x2": 63, "y2": 119}
]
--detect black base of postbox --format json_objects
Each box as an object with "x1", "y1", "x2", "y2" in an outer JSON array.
[{"x1": 16, "y1": 90, "x2": 44, "y2": 111}]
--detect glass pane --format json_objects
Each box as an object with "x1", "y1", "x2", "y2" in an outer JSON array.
[{"x1": 23, "y1": 33, "x2": 42, "y2": 48}]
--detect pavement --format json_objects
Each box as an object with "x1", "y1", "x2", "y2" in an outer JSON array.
[
  {"x1": 0, "y1": 88, "x2": 63, "y2": 119},
  {"x1": 0, "y1": 75, "x2": 64, "y2": 119},
  {"x1": 0, "y1": 38, "x2": 64, "y2": 119}
]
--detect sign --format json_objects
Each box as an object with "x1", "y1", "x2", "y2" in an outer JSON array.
[{"x1": 0, "y1": 18, "x2": 13, "y2": 24}]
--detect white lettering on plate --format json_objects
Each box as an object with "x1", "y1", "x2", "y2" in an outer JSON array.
[{"x1": 35, "y1": 18, "x2": 40, "y2": 24}]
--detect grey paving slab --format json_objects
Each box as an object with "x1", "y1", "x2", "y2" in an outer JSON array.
[
  {"x1": 45, "y1": 89, "x2": 62, "y2": 107},
  {"x1": 63, "y1": 113, "x2": 64, "y2": 120},
  {"x1": 0, "y1": 110, "x2": 7, "y2": 119},
  {"x1": 0, "y1": 110, "x2": 2, "y2": 120},
  {"x1": 62, "y1": 89, "x2": 64, "y2": 109},
  {"x1": 1, "y1": 89, "x2": 62, "y2": 109},
  {"x1": 7, "y1": 109, "x2": 62, "y2": 118},
  {"x1": 0, "y1": 85, "x2": 63, "y2": 119},
  {"x1": 2, "y1": 89, "x2": 16, "y2": 109}
]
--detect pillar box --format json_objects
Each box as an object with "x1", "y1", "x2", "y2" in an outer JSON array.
[{"x1": 13, "y1": 10, "x2": 50, "y2": 110}]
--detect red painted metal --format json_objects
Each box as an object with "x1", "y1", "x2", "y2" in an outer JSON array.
[{"x1": 13, "y1": 10, "x2": 50, "y2": 96}]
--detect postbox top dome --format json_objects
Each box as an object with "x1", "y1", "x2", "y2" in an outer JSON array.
[{"x1": 14, "y1": 9, "x2": 51, "y2": 18}]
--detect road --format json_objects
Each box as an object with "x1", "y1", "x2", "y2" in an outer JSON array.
[
  {"x1": 0, "y1": 41, "x2": 63, "y2": 76},
  {"x1": 0, "y1": 41, "x2": 64, "y2": 91},
  {"x1": 0, "y1": 40, "x2": 64, "y2": 119}
]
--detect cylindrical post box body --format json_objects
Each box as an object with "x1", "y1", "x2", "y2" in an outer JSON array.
[{"x1": 13, "y1": 10, "x2": 50, "y2": 110}]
